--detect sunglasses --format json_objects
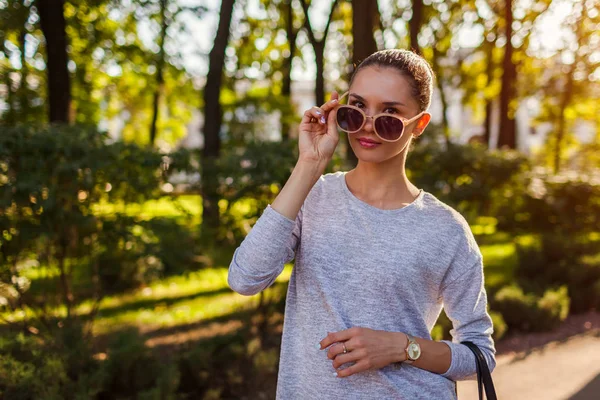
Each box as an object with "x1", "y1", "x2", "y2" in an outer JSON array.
[{"x1": 335, "y1": 91, "x2": 426, "y2": 142}]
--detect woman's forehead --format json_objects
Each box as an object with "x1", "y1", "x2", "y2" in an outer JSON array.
[{"x1": 349, "y1": 66, "x2": 418, "y2": 109}]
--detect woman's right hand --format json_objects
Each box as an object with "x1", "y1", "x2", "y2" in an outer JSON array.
[{"x1": 298, "y1": 92, "x2": 341, "y2": 165}]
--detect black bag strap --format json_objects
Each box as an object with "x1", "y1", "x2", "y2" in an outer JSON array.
[{"x1": 460, "y1": 341, "x2": 497, "y2": 400}]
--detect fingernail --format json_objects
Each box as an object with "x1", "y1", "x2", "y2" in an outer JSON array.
[
  {"x1": 320, "y1": 116, "x2": 326, "y2": 124},
  {"x1": 331, "y1": 99, "x2": 338, "y2": 103},
  {"x1": 332, "y1": 372, "x2": 338, "y2": 377},
  {"x1": 315, "y1": 110, "x2": 322, "y2": 115},
  {"x1": 316, "y1": 343, "x2": 322, "y2": 349}
]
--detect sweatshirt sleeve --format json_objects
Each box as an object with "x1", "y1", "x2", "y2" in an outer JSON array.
[
  {"x1": 438, "y1": 242, "x2": 496, "y2": 381},
  {"x1": 227, "y1": 204, "x2": 303, "y2": 296}
]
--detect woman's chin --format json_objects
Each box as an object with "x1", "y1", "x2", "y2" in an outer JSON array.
[
  {"x1": 350, "y1": 145, "x2": 386, "y2": 163},
  {"x1": 350, "y1": 143, "x2": 405, "y2": 164}
]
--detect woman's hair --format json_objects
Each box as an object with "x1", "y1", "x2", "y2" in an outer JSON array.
[{"x1": 350, "y1": 49, "x2": 435, "y2": 112}]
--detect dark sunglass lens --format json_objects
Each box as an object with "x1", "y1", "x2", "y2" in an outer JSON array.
[
  {"x1": 337, "y1": 107, "x2": 364, "y2": 132},
  {"x1": 375, "y1": 116, "x2": 404, "y2": 140}
]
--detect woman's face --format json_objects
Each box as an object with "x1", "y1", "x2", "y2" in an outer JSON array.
[{"x1": 344, "y1": 66, "x2": 430, "y2": 164}]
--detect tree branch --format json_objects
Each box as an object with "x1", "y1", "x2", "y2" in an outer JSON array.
[
  {"x1": 299, "y1": 0, "x2": 318, "y2": 47},
  {"x1": 322, "y1": 0, "x2": 340, "y2": 43}
]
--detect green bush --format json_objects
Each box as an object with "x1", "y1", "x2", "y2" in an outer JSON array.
[
  {"x1": 217, "y1": 140, "x2": 297, "y2": 244},
  {"x1": 489, "y1": 310, "x2": 508, "y2": 341},
  {"x1": 0, "y1": 333, "x2": 69, "y2": 400},
  {"x1": 408, "y1": 127, "x2": 529, "y2": 224},
  {"x1": 0, "y1": 324, "x2": 180, "y2": 399},
  {"x1": 97, "y1": 215, "x2": 200, "y2": 292},
  {"x1": 0, "y1": 124, "x2": 200, "y2": 310},
  {"x1": 496, "y1": 175, "x2": 600, "y2": 234},
  {"x1": 431, "y1": 310, "x2": 452, "y2": 341},
  {"x1": 537, "y1": 285, "x2": 570, "y2": 329},
  {"x1": 493, "y1": 284, "x2": 570, "y2": 332},
  {"x1": 515, "y1": 233, "x2": 600, "y2": 313},
  {"x1": 97, "y1": 329, "x2": 179, "y2": 399},
  {"x1": 431, "y1": 306, "x2": 506, "y2": 342},
  {"x1": 0, "y1": 322, "x2": 107, "y2": 400}
]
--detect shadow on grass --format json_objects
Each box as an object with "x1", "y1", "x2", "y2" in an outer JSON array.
[
  {"x1": 92, "y1": 286, "x2": 234, "y2": 320},
  {"x1": 143, "y1": 280, "x2": 288, "y2": 341},
  {"x1": 25, "y1": 264, "x2": 210, "y2": 309},
  {"x1": 92, "y1": 280, "x2": 289, "y2": 351}
]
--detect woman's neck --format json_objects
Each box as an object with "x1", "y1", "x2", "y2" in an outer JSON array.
[{"x1": 346, "y1": 154, "x2": 420, "y2": 210}]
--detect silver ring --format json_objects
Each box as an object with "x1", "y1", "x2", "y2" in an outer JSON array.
[{"x1": 342, "y1": 342, "x2": 348, "y2": 354}]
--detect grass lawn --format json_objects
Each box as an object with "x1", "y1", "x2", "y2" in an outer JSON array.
[
  {"x1": 2, "y1": 195, "x2": 519, "y2": 346},
  {"x1": 92, "y1": 194, "x2": 203, "y2": 225},
  {"x1": 89, "y1": 265, "x2": 292, "y2": 336},
  {"x1": 2, "y1": 262, "x2": 293, "y2": 339},
  {"x1": 5, "y1": 234, "x2": 515, "y2": 344},
  {"x1": 91, "y1": 231, "x2": 517, "y2": 342}
]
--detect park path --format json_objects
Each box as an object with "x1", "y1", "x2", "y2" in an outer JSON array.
[{"x1": 457, "y1": 329, "x2": 600, "y2": 400}]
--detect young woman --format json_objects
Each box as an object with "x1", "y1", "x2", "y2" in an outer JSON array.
[{"x1": 228, "y1": 49, "x2": 496, "y2": 399}]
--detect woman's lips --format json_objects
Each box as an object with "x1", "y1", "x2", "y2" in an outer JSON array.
[{"x1": 357, "y1": 137, "x2": 381, "y2": 149}]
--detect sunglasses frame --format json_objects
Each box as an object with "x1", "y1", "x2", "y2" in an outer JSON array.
[{"x1": 335, "y1": 91, "x2": 426, "y2": 143}]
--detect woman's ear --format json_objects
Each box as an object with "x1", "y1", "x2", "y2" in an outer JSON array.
[{"x1": 412, "y1": 113, "x2": 431, "y2": 137}]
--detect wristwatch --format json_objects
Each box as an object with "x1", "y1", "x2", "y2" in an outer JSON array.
[{"x1": 403, "y1": 333, "x2": 421, "y2": 365}]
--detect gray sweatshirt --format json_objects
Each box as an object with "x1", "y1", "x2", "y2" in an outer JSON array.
[{"x1": 228, "y1": 171, "x2": 496, "y2": 399}]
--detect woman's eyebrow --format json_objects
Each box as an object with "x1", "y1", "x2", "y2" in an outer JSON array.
[
  {"x1": 382, "y1": 100, "x2": 407, "y2": 107},
  {"x1": 349, "y1": 93, "x2": 406, "y2": 107}
]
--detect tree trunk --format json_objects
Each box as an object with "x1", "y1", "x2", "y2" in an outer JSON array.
[
  {"x1": 554, "y1": 71, "x2": 574, "y2": 174},
  {"x1": 352, "y1": 0, "x2": 378, "y2": 65},
  {"x1": 299, "y1": 0, "x2": 338, "y2": 106},
  {"x1": 431, "y1": 45, "x2": 450, "y2": 146},
  {"x1": 484, "y1": 100, "x2": 493, "y2": 147},
  {"x1": 150, "y1": 0, "x2": 168, "y2": 146},
  {"x1": 314, "y1": 42, "x2": 325, "y2": 106},
  {"x1": 483, "y1": 38, "x2": 496, "y2": 148},
  {"x1": 201, "y1": 0, "x2": 235, "y2": 235},
  {"x1": 19, "y1": 29, "x2": 29, "y2": 120},
  {"x1": 37, "y1": 0, "x2": 71, "y2": 123},
  {"x1": 410, "y1": 0, "x2": 424, "y2": 54},
  {"x1": 2, "y1": 40, "x2": 16, "y2": 124},
  {"x1": 57, "y1": 245, "x2": 73, "y2": 318},
  {"x1": 553, "y1": 4, "x2": 585, "y2": 173},
  {"x1": 348, "y1": 0, "x2": 378, "y2": 166},
  {"x1": 281, "y1": 0, "x2": 297, "y2": 142},
  {"x1": 438, "y1": 80, "x2": 450, "y2": 146},
  {"x1": 498, "y1": 0, "x2": 516, "y2": 149}
]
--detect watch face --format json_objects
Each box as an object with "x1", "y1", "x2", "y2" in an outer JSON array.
[{"x1": 408, "y1": 343, "x2": 421, "y2": 360}]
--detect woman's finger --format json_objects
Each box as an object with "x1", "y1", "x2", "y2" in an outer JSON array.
[
  {"x1": 334, "y1": 360, "x2": 368, "y2": 378},
  {"x1": 331, "y1": 349, "x2": 361, "y2": 369},
  {"x1": 327, "y1": 342, "x2": 347, "y2": 360},
  {"x1": 302, "y1": 107, "x2": 327, "y2": 125},
  {"x1": 320, "y1": 95, "x2": 340, "y2": 113}
]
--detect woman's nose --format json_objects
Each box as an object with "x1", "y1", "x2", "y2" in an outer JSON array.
[{"x1": 363, "y1": 115, "x2": 375, "y2": 132}]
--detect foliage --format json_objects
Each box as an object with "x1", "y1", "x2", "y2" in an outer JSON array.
[
  {"x1": 498, "y1": 174, "x2": 600, "y2": 235},
  {"x1": 492, "y1": 283, "x2": 570, "y2": 332},
  {"x1": 0, "y1": 323, "x2": 179, "y2": 399},
  {"x1": 488, "y1": 310, "x2": 507, "y2": 341},
  {"x1": 0, "y1": 333, "x2": 70, "y2": 400},
  {"x1": 98, "y1": 329, "x2": 179, "y2": 399},
  {"x1": 216, "y1": 139, "x2": 297, "y2": 244},
  {"x1": 177, "y1": 299, "x2": 283, "y2": 399},
  {"x1": 97, "y1": 215, "x2": 199, "y2": 292},
  {"x1": 514, "y1": 233, "x2": 600, "y2": 313},
  {"x1": 408, "y1": 126, "x2": 529, "y2": 223},
  {"x1": 431, "y1": 307, "x2": 506, "y2": 343},
  {"x1": 0, "y1": 124, "x2": 200, "y2": 318}
]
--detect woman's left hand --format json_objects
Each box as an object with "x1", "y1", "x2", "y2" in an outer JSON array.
[{"x1": 318, "y1": 327, "x2": 408, "y2": 378}]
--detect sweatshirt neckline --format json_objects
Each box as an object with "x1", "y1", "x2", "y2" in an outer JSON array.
[{"x1": 340, "y1": 171, "x2": 424, "y2": 215}]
